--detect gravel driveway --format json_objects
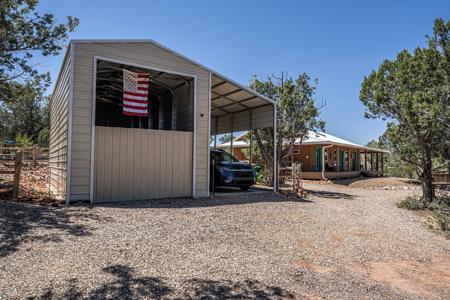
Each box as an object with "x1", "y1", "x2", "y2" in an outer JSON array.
[{"x1": 1, "y1": 183, "x2": 449, "y2": 299}]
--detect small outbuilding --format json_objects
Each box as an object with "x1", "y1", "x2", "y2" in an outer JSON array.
[{"x1": 49, "y1": 40, "x2": 277, "y2": 204}]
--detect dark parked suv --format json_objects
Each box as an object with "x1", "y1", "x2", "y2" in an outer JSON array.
[{"x1": 210, "y1": 149, "x2": 255, "y2": 191}]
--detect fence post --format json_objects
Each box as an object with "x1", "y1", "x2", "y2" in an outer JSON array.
[
  {"x1": 32, "y1": 145, "x2": 37, "y2": 168},
  {"x1": 13, "y1": 151, "x2": 23, "y2": 200}
]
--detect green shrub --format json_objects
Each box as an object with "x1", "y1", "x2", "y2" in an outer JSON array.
[
  {"x1": 434, "y1": 212, "x2": 450, "y2": 231},
  {"x1": 15, "y1": 134, "x2": 33, "y2": 147},
  {"x1": 398, "y1": 194, "x2": 450, "y2": 232},
  {"x1": 397, "y1": 196, "x2": 427, "y2": 210}
]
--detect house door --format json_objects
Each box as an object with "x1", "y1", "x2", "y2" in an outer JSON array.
[
  {"x1": 339, "y1": 150, "x2": 344, "y2": 171},
  {"x1": 315, "y1": 146, "x2": 322, "y2": 171}
]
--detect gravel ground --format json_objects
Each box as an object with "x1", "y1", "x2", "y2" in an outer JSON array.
[{"x1": 0, "y1": 183, "x2": 449, "y2": 299}]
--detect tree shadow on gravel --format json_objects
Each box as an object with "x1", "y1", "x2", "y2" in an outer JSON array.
[
  {"x1": 0, "y1": 202, "x2": 111, "y2": 257},
  {"x1": 30, "y1": 264, "x2": 295, "y2": 299},
  {"x1": 96, "y1": 193, "x2": 312, "y2": 209},
  {"x1": 304, "y1": 189, "x2": 357, "y2": 200}
]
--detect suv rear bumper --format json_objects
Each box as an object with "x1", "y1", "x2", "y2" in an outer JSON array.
[{"x1": 219, "y1": 177, "x2": 255, "y2": 187}]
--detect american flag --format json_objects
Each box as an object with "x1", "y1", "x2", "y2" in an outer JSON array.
[{"x1": 123, "y1": 69, "x2": 149, "y2": 116}]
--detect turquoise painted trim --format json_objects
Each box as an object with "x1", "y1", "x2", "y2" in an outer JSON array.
[{"x1": 315, "y1": 146, "x2": 322, "y2": 171}]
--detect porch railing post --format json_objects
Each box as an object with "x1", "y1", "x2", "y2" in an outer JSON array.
[{"x1": 364, "y1": 151, "x2": 367, "y2": 171}]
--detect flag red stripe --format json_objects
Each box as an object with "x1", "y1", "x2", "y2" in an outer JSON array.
[
  {"x1": 123, "y1": 111, "x2": 148, "y2": 117},
  {"x1": 137, "y1": 87, "x2": 148, "y2": 91},
  {"x1": 138, "y1": 74, "x2": 149, "y2": 78},
  {"x1": 137, "y1": 80, "x2": 148, "y2": 84},
  {"x1": 123, "y1": 97, "x2": 148, "y2": 104}
]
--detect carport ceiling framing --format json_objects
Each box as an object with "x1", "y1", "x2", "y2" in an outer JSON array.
[
  {"x1": 210, "y1": 72, "x2": 278, "y2": 118},
  {"x1": 211, "y1": 88, "x2": 257, "y2": 114}
]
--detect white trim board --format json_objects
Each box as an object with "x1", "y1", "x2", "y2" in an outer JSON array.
[
  {"x1": 66, "y1": 44, "x2": 75, "y2": 205},
  {"x1": 207, "y1": 72, "x2": 212, "y2": 197}
]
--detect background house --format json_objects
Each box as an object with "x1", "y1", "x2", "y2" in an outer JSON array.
[{"x1": 218, "y1": 131, "x2": 389, "y2": 180}]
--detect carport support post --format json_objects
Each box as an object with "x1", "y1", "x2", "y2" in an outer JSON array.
[
  {"x1": 249, "y1": 110, "x2": 253, "y2": 164},
  {"x1": 214, "y1": 118, "x2": 218, "y2": 149},
  {"x1": 230, "y1": 113, "x2": 234, "y2": 159},
  {"x1": 273, "y1": 103, "x2": 278, "y2": 192}
]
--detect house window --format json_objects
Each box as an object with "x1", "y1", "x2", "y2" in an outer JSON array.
[{"x1": 293, "y1": 149, "x2": 300, "y2": 155}]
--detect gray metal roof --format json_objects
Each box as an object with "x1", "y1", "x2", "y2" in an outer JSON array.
[
  {"x1": 72, "y1": 39, "x2": 276, "y2": 118},
  {"x1": 210, "y1": 74, "x2": 273, "y2": 118}
]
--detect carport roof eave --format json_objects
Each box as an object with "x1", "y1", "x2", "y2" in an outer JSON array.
[
  {"x1": 210, "y1": 74, "x2": 275, "y2": 106},
  {"x1": 71, "y1": 39, "x2": 276, "y2": 106}
]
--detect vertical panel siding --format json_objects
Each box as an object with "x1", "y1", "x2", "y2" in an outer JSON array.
[
  {"x1": 71, "y1": 42, "x2": 210, "y2": 201},
  {"x1": 94, "y1": 127, "x2": 192, "y2": 203},
  {"x1": 49, "y1": 47, "x2": 71, "y2": 198}
]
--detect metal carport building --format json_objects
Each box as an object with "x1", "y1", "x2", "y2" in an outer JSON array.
[{"x1": 49, "y1": 39, "x2": 277, "y2": 204}]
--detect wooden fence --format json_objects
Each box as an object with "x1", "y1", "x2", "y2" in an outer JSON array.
[
  {"x1": 0, "y1": 146, "x2": 49, "y2": 199},
  {"x1": 0, "y1": 146, "x2": 49, "y2": 167},
  {"x1": 278, "y1": 163, "x2": 307, "y2": 197}
]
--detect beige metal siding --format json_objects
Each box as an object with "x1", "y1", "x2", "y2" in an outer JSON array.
[
  {"x1": 172, "y1": 83, "x2": 193, "y2": 131},
  {"x1": 49, "y1": 47, "x2": 71, "y2": 198},
  {"x1": 71, "y1": 42, "x2": 210, "y2": 201},
  {"x1": 94, "y1": 127, "x2": 192, "y2": 203},
  {"x1": 211, "y1": 104, "x2": 274, "y2": 134}
]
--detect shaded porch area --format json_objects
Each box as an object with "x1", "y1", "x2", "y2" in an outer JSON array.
[{"x1": 293, "y1": 144, "x2": 388, "y2": 180}]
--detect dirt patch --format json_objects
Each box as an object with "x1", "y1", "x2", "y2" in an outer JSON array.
[
  {"x1": 334, "y1": 177, "x2": 419, "y2": 189},
  {"x1": 351, "y1": 231, "x2": 380, "y2": 240},
  {"x1": 296, "y1": 258, "x2": 332, "y2": 274},
  {"x1": 330, "y1": 233, "x2": 344, "y2": 242},
  {"x1": 353, "y1": 253, "x2": 450, "y2": 299},
  {"x1": 297, "y1": 239, "x2": 326, "y2": 260}
]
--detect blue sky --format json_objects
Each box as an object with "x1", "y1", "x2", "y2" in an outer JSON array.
[{"x1": 37, "y1": 0, "x2": 450, "y2": 145}]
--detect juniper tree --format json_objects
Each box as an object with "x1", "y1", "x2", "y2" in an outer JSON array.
[
  {"x1": 249, "y1": 72, "x2": 325, "y2": 185},
  {"x1": 360, "y1": 18, "x2": 450, "y2": 201},
  {"x1": 0, "y1": 0, "x2": 78, "y2": 99}
]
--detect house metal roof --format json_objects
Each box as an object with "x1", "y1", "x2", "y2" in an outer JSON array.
[{"x1": 218, "y1": 131, "x2": 389, "y2": 153}]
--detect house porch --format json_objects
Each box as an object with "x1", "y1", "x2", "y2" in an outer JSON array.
[{"x1": 293, "y1": 144, "x2": 386, "y2": 180}]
